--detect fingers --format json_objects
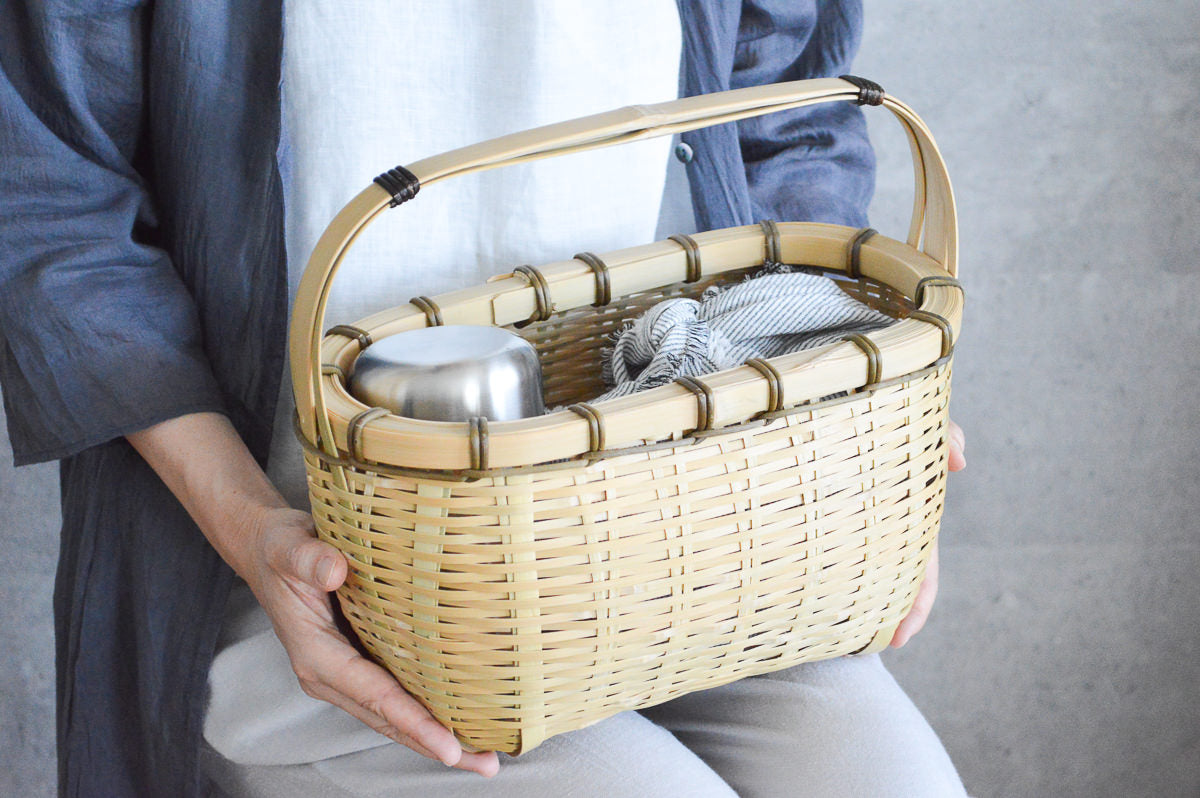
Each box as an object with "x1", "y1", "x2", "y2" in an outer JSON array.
[
  {"x1": 293, "y1": 631, "x2": 498, "y2": 776},
  {"x1": 285, "y1": 535, "x2": 348, "y2": 592},
  {"x1": 297, "y1": 672, "x2": 498, "y2": 777},
  {"x1": 258, "y1": 511, "x2": 348, "y2": 592},
  {"x1": 890, "y1": 542, "x2": 939, "y2": 648},
  {"x1": 250, "y1": 511, "x2": 497, "y2": 775},
  {"x1": 947, "y1": 419, "x2": 966, "y2": 472}
]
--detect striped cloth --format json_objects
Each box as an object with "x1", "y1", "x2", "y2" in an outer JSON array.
[{"x1": 597, "y1": 265, "x2": 894, "y2": 400}]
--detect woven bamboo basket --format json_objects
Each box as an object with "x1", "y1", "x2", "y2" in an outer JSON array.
[{"x1": 289, "y1": 76, "x2": 961, "y2": 754}]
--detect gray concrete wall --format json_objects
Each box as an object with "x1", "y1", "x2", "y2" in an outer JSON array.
[
  {"x1": 856, "y1": 1, "x2": 1200, "y2": 795},
  {"x1": 2, "y1": 1, "x2": 1197, "y2": 795}
]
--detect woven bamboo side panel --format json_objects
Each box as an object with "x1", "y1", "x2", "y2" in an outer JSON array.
[{"x1": 304, "y1": 362, "x2": 951, "y2": 754}]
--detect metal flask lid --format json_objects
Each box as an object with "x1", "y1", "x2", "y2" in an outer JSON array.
[{"x1": 348, "y1": 325, "x2": 546, "y2": 422}]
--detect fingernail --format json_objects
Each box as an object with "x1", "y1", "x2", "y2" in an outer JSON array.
[{"x1": 316, "y1": 557, "x2": 333, "y2": 586}]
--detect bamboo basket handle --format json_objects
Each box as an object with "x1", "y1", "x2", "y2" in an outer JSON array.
[{"x1": 291, "y1": 76, "x2": 958, "y2": 452}]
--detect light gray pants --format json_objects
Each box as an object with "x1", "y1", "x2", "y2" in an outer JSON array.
[{"x1": 199, "y1": 654, "x2": 966, "y2": 798}]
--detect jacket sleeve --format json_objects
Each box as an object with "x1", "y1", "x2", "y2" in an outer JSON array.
[
  {"x1": 733, "y1": 0, "x2": 875, "y2": 227},
  {"x1": 0, "y1": 2, "x2": 226, "y2": 466}
]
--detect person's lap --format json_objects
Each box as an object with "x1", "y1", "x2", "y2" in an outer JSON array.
[
  {"x1": 640, "y1": 653, "x2": 967, "y2": 798},
  {"x1": 201, "y1": 707, "x2": 734, "y2": 798},
  {"x1": 200, "y1": 655, "x2": 966, "y2": 798}
]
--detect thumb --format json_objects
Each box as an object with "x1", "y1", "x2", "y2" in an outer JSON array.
[{"x1": 284, "y1": 535, "x2": 348, "y2": 592}]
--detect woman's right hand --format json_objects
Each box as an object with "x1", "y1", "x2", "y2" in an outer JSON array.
[{"x1": 127, "y1": 411, "x2": 499, "y2": 777}]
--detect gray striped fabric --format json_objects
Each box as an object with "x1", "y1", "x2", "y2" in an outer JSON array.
[{"x1": 596, "y1": 265, "x2": 893, "y2": 401}]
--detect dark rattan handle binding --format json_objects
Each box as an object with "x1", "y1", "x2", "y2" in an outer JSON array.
[
  {"x1": 374, "y1": 166, "x2": 420, "y2": 207},
  {"x1": 839, "y1": 75, "x2": 885, "y2": 106}
]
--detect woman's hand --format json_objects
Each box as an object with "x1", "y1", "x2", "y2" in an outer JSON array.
[
  {"x1": 889, "y1": 419, "x2": 966, "y2": 648},
  {"x1": 243, "y1": 506, "x2": 499, "y2": 776},
  {"x1": 128, "y1": 412, "x2": 499, "y2": 777}
]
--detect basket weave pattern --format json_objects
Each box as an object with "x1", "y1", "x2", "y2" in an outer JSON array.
[{"x1": 305, "y1": 360, "x2": 950, "y2": 753}]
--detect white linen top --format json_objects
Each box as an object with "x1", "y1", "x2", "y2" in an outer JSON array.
[{"x1": 205, "y1": 0, "x2": 690, "y2": 765}]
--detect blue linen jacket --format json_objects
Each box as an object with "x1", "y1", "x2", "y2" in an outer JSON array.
[{"x1": 0, "y1": 1, "x2": 873, "y2": 795}]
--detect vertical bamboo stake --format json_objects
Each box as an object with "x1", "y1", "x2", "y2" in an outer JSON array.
[
  {"x1": 413, "y1": 482, "x2": 450, "y2": 712},
  {"x1": 498, "y1": 474, "x2": 544, "y2": 752}
]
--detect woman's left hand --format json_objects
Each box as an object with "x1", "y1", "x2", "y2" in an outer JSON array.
[{"x1": 890, "y1": 419, "x2": 966, "y2": 648}]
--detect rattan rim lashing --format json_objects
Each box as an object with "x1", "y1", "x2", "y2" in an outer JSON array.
[{"x1": 288, "y1": 77, "x2": 962, "y2": 754}]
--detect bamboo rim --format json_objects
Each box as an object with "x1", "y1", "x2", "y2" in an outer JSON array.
[{"x1": 295, "y1": 354, "x2": 953, "y2": 482}]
